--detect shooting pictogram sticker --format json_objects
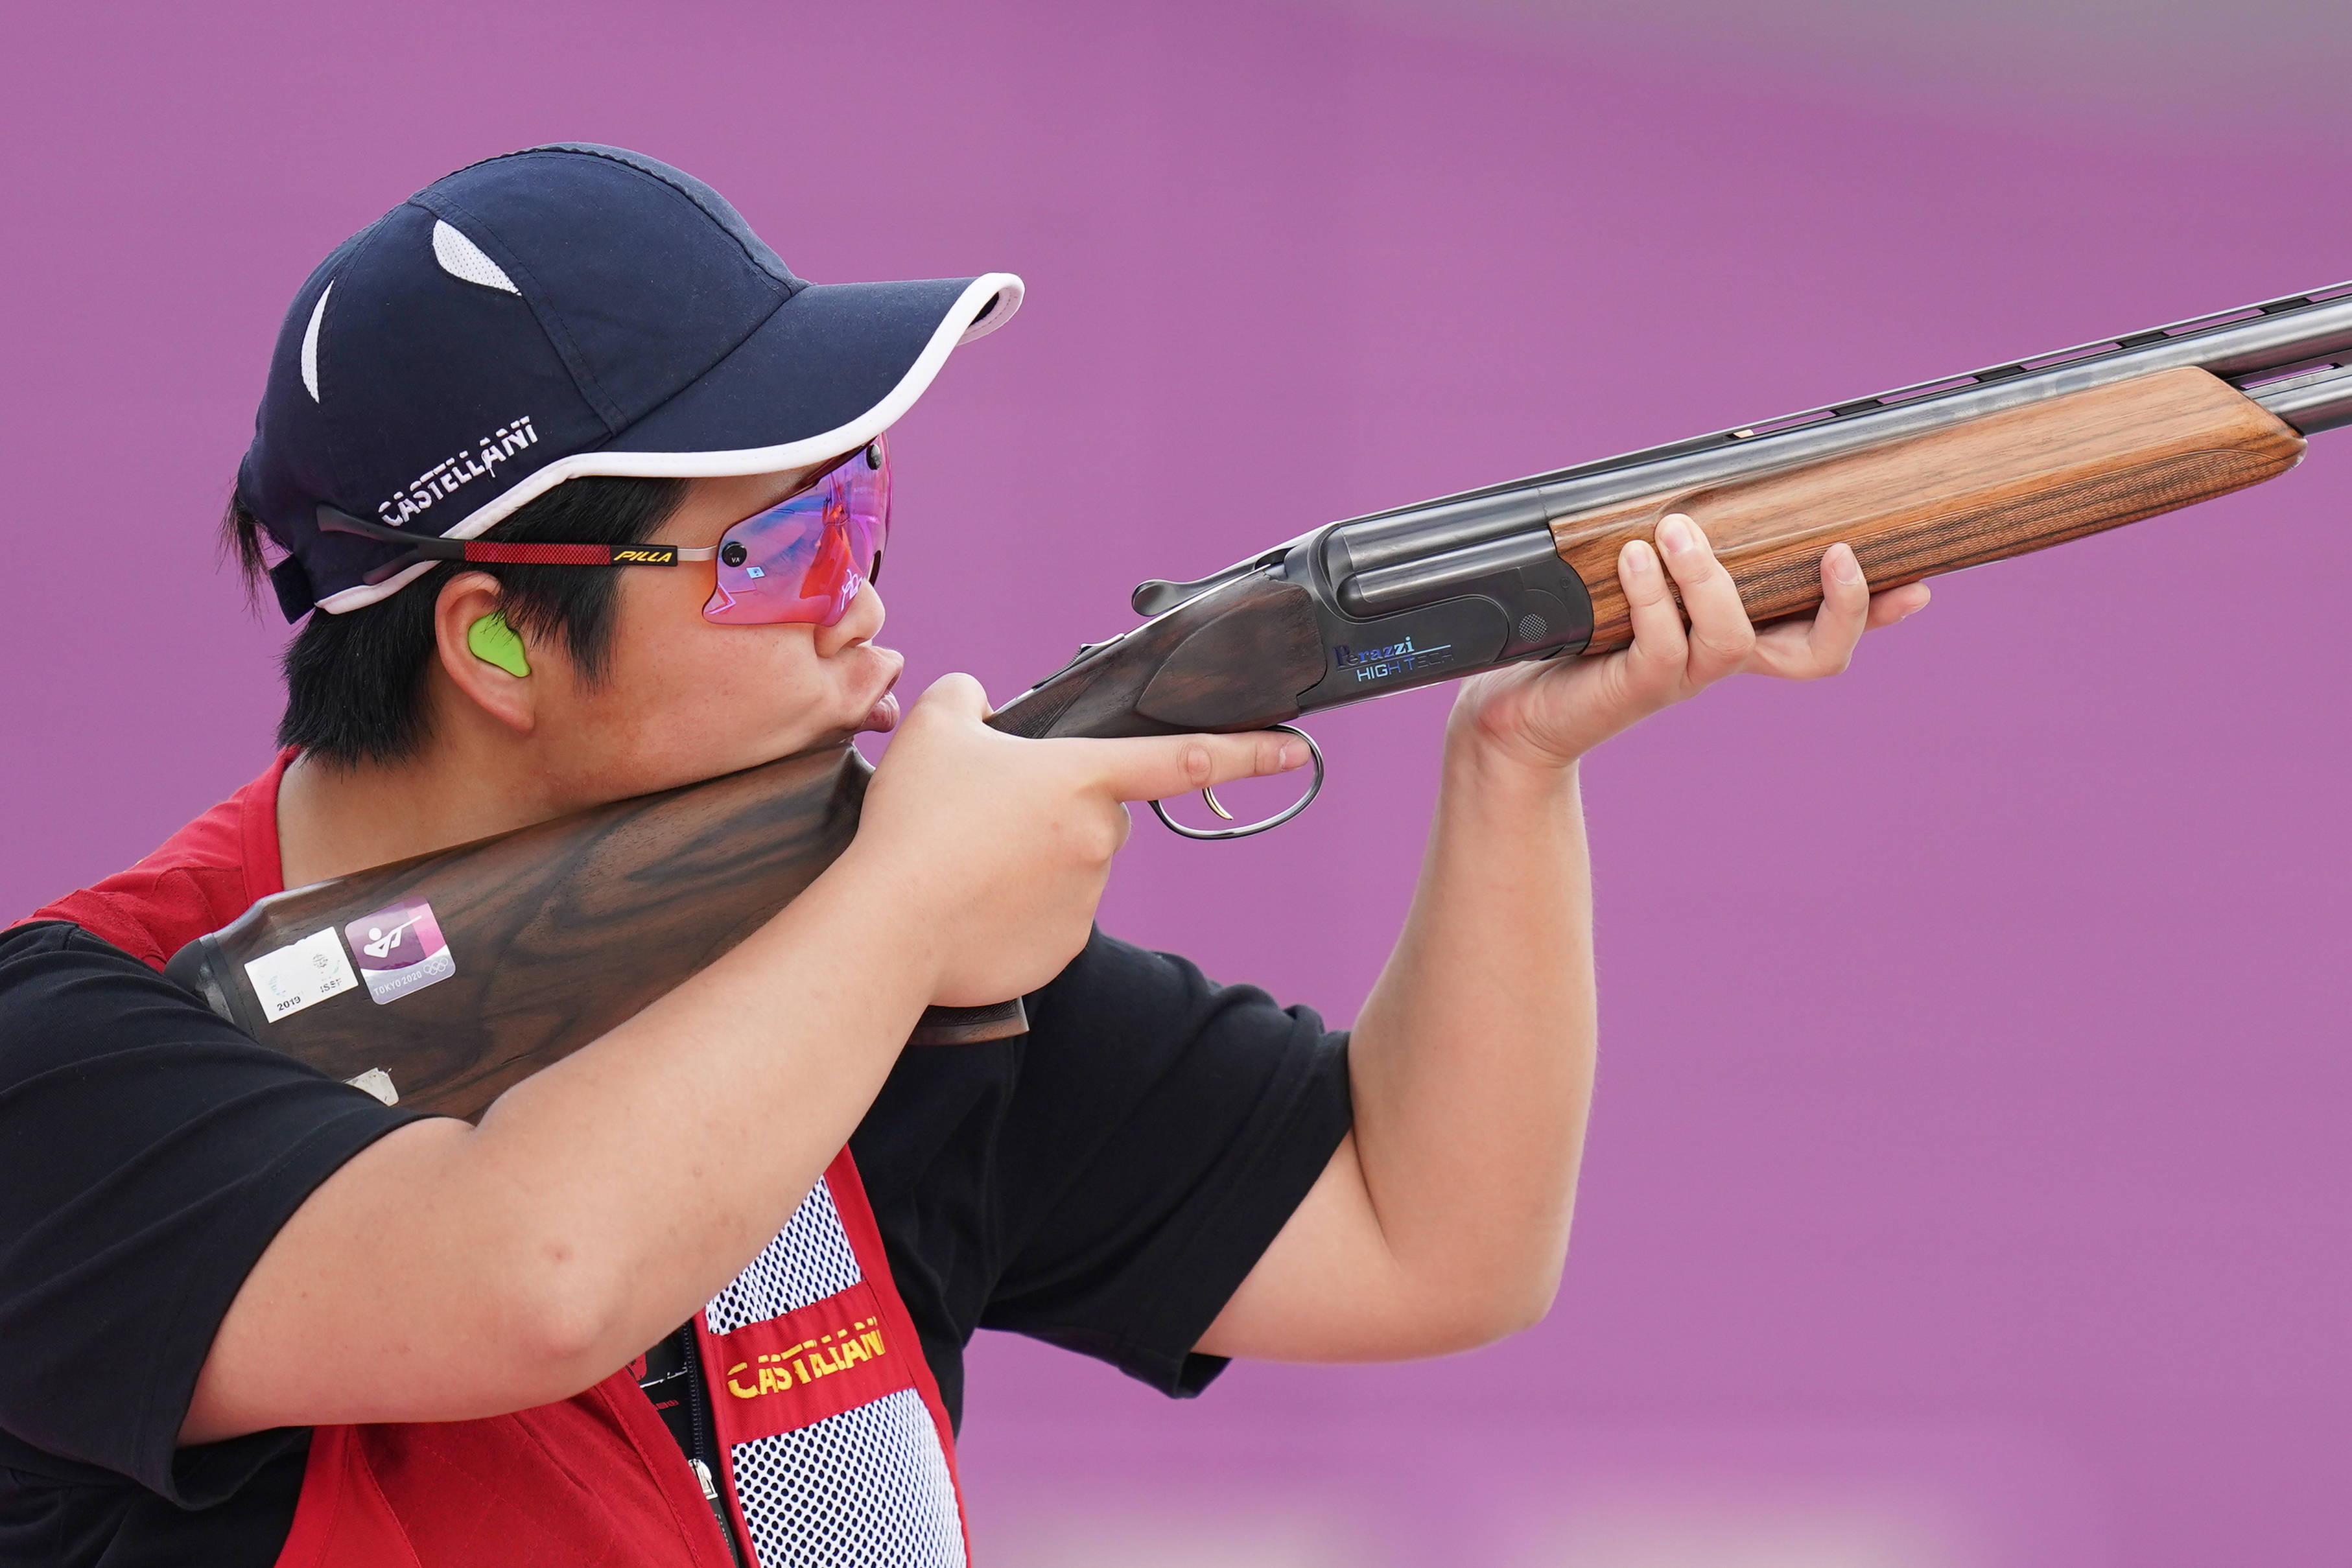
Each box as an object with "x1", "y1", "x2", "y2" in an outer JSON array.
[{"x1": 344, "y1": 900, "x2": 457, "y2": 1005}]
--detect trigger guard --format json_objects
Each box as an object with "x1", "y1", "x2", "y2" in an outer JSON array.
[{"x1": 1149, "y1": 725, "x2": 1325, "y2": 841}]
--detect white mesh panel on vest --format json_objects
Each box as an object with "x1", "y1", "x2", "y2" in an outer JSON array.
[
  {"x1": 730, "y1": 1389, "x2": 965, "y2": 1568},
  {"x1": 702, "y1": 1175, "x2": 965, "y2": 1567},
  {"x1": 705, "y1": 1179, "x2": 864, "y2": 1334}
]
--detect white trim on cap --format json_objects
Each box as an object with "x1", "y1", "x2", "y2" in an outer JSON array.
[
  {"x1": 300, "y1": 283, "x2": 332, "y2": 403},
  {"x1": 432, "y1": 220, "x2": 522, "y2": 294},
  {"x1": 953, "y1": 274, "x2": 1022, "y2": 345},
  {"x1": 313, "y1": 274, "x2": 1024, "y2": 613}
]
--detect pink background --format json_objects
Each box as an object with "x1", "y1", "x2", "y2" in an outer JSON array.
[{"x1": 5, "y1": 3, "x2": 2347, "y2": 1563}]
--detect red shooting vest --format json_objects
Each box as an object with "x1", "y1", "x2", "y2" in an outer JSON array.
[{"x1": 26, "y1": 755, "x2": 971, "y2": 1568}]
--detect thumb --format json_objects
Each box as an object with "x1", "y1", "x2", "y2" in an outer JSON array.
[
  {"x1": 1083, "y1": 730, "x2": 1308, "y2": 804},
  {"x1": 911, "y1": 671, "x2": 992, "y2": 723}
]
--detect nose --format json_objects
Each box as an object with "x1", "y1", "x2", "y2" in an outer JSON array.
[{"x1": 812, "y1": 580, "x2": 885, "y2": 658}]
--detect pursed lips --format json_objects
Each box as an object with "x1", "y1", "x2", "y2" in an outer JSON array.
[{"x1": 852, "y1": 648, "x2": 906, "y2": 734}]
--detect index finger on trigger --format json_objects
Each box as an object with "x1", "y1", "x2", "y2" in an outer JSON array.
[{"x1": 1087, "y1": 731, "x2": 1308, "y2": 804}]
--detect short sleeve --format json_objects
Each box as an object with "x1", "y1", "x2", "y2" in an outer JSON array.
[
  {"x1": 0, "y1": 924, "x2": 425, "y2": 1503},
  {"x1": 978, "y1": 930, "x2": 1354, "y2": 1396}
]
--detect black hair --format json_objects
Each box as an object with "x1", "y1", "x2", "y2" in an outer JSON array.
[{"x1": 222, "y1": 476, "x2": 688, "y2": 767}]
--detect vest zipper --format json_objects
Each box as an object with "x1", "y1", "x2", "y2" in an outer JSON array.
[
  {"x1": 681, "y1": 1330, "x2": 751, "y2": 1568},
  {"x1": 690, "y1": 1458, "x2": 750, "y2": 1568}
]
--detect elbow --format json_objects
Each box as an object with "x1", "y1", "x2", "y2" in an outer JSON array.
[
  {"x1": 1483, "y1": 1269, "x2": 1562, "y2": 1342},
  {"x1": 1396, "y1": 1256, "x2": 1563, "y2": 1357},
  {"x1": 1439, "y1": 1271, "x2": 1560, "y2": 1352},
  {"x1": 1466, "y1": 1217, "x2": 1576, "y2": 1344},
  {"x1": 497, "y1": 1243, "x2": 642, "y2": 1400}
]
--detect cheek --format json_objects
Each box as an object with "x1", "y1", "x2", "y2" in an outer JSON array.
[{"x1": 586, "y1": 585, "x2": 828, "y2": 753}]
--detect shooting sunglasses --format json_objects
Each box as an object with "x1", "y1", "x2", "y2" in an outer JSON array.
[{"x1": 316, "y1": 435, "x2": 891, "y2": 629}]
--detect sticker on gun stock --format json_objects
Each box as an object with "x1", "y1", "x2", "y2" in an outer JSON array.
[
  {"x1": 344, "y1": 899, "x2": 457, "y2": 1005},
  {"x1": 242, "y1": 928, "x2": 359, "y2": 1022}
]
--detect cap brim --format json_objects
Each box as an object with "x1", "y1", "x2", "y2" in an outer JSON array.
[
  {"x1": 609, "y1": 273, "x2": 1020, "y2": 460},
  {"x1": 420, "y1": 271, "x2": 1021, "y2": 545}
]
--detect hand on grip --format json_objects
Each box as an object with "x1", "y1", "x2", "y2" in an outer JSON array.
[{"x1": 849, "y1": 673, "x2": 1308, "y2": 1005}]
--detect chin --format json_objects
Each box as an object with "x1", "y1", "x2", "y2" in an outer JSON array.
[{"x1": 766, "y1": 709, "x2": 867, "y2": 760}]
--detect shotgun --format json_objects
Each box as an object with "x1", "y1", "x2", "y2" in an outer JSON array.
[{"x1": 166, "y1": 280, "x2": 2352, "y2": 1119}]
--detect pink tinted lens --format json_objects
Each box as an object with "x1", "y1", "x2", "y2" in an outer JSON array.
[{"x1": 702, "y1": 437, "x2": 891, "y2": 627}]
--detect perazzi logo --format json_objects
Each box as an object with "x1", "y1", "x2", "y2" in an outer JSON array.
[
  {"x1": 611, "y1": 546, "x2": 678, "y2": 565},
  {"x1": 726, "y1": 1316, "x2": 887, "y2": 1399},
  {"x1": 1334, "y1": 635, "x2": 1455, "y2": 683}
]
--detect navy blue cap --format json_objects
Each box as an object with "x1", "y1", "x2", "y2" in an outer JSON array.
[{"x1": 239, "y1": 144, "x2": 1022, "y2": 618}]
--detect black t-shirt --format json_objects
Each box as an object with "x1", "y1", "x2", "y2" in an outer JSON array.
[{"x1": 0, "y1": 921, "x2": 1352, "y2": 1568}]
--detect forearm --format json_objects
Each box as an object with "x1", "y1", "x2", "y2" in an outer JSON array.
[
  {"x1": 1199, "y1": 718, "x2": 1593, "y2": 1363},
  {"x1": 1344, "y1": 718, "x2": 1595, "y2": 1336},
  {"x1": 1202, "y1": 533, "x2": 1912, "y2": 1364},
  {"x1": 187, "y1": 847, "x2": 937, "y2": 1438},
  {"x1": 465, "y1": 848, "x2": 938, "y2": 1348}
]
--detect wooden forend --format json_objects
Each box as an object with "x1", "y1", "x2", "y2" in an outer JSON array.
[{"x1": 1551, "y1": 367, "x2": 2305, "y2": 653}]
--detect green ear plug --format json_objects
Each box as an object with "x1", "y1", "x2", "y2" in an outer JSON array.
[{"x1": 467, "y1": 611, "x2": 531, "y2": 677}]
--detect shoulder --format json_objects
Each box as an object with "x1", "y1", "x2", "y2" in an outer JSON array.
[
  {"x1": 0, "y1": 919, "x2": 181, "y2": 1056},
  {"x1": 0, "y1": 917, "x2": 414, "y2": 1202},
  {"x1": 0, "y1": 919, "x2": 76, "y2": 966},
  {"x1": 0, "y1": 921, "x2": 200, "y2": 1053},
  {"x1": 1, "y1": 913, "x2": 193, "y2": 996},
  {"x1": 0, "y1": 920, "x2": 377, "y2": 1126}
]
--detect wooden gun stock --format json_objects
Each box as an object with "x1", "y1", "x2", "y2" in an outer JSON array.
[
  {"x1": 1551, "y1": 368, "x2": 2304, "y2": 651},
  {"x1": 167, "y1": 748, "x2": 1024, "y2": 1121}
]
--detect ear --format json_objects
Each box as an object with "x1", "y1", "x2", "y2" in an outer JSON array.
[{"x1": 434, "y1": 572, "x2": 538, "y2": 736}]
